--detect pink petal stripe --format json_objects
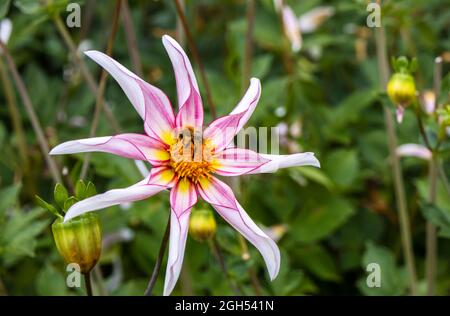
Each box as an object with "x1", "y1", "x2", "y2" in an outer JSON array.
[
  {"x1": 204, "y1": 78, "x2": 261, "y2": 152},
  {"x1": 84, "y1": 50, "x2": 175, "y2": 144},
  {"x1": 197, "y1": 176, "x2": 280, "y2": 280},
  {"x1": 213, "y1": 147, "x2": 269, "y2": 176},
  {"x1": 163, "y1": 208, "x2": 191, "y2": 296},
  {"x1": 64, "y1": 166, "x2": 173, "y2": 222},
  {"x1": 247, "y1": 152, "x2": 320, "y2": 174},
  {"x1": 162, "y1": 35, "x2": 203, "y2": 128},
  {"x1": 49, "y1": 133, "x2": 170, "y2": 165}
]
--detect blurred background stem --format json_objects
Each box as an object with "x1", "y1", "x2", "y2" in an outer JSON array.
[
  {"x1": 80, "y1": 0, "x2": 122, "y2": 180},
  {"x1": 0, "y1": 42, "x2": 62, "y2": 184},
  {"x1": 426, "y1": 157, "x2": 438, "y2": 295},
  {"x1": 208, "y1": 237, "x2": 242, "y2": 295},
  {"x1": 174, "y1": 0, "x2": 216, "y2": 119},
  {"x1": 53, "y1": 14, "x2": 120, "y2": 134},
  {"x1": 374, "y1": 2, "x2": 417, "y2": 295},
  {"x1": 0, "y1": 58, "x2": 29, "y2": 176}
]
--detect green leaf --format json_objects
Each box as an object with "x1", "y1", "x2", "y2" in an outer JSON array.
[
  {"x1": 35, "y1": 264, "x2": 71, "y2": 295},
  {"x1": 35, "y1": 195, "x2": 61, "y2": 218},
  {"x1": 0, "y1": 0, "x2": 11, "y2": 18},
  {"x1": 293, "y1": 197, "x2": 355, "y2": 243},
  {"x1": 75, "y1": 180, "x2": 86, "y2": 200},
  {"x1": 420, "y1": 202, "x2": 450, "y2": 238},
  {"x1": 14, "y1": 0, "x2": 44, "y2": 15},
  {"x1": 85, "y1": 181, "x2": 97, "y2": 198},
  {"x1": 0, "y1": 184, "x2": 21, "y2": 215},
  {"x1": 0, "y1": 208, "x2": 49, "y2": 266},
  {"x1": 291, "y1": 166, "x2": 335, "y2": 191},
  {"x1": 323, "y1": 149, "x2": 360, "y2": 190},
  {"x1": 295, "y1": 244, "x2": 341, "y2": 282},
  {"x1": 63, "y1": 197, "x2": 78, "y2": 212},
  {"x1": 53, "y1": 183, "x2": 68, "y2": 209},
  {"x1": 357, "y1": 243, "x2": 408, "y2": 295}
]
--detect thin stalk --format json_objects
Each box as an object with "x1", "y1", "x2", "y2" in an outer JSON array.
[
  {"x1": 241, "y1": 0, "x2": 255, "y2": 93},
  {"x1": 144, "y1": 217, "x2": 170, "y2": 296},
  {"x1": 80, "y1": 0, "x2": 122, "y2": 180},
  {"x1": 236, "y1": 0, "x2": 262, "y2": 296},
  {"x1": 53, "y1": 15, "x2": 120, "y2": 133},
  {"x1": 426, "y1": 157, "x2": 438, "y2": 295},
  {"x1": 121, "y1": 0, "x2": 143, "y2": 77},
  {"x1": 175, "y1": 0, "x2": 186, "y2": 48},
  {"x1": 0, "y1": 58, "x2": 29, "y2": 171},
  {"x1": 208, "y1": 237, "x2": 242, "y2": 295},
  {"x1": 374, "y1": 6, "x2": 417, "y2": 295},
  {"x1": 0, "y1": 42, "x2": 62, "y2": 184},
  {"x1": 84, "y1": 272, "x2": 93, "y2": 296},
  {"x1": 433, "y1": 57, "x2": 442, "y2": 109},
  {"x1": 173, "y1": 0, "x2": 217, "y2": 119}
]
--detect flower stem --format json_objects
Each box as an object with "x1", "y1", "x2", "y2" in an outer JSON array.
[
  {"x1": 173, "y1": 0, "x2": 217, "y2": 119},
  {"x1": 0, "y1": 42, "x2": 62, "y2": 184},
  {"x1": 144, "y1": 216, "x2": 170, "y2": 296},
  {"x1": 80, "y1": 0, "x2": 122, "y2": 180},
  {"x1": 208, "y1": 237, "x2": 242, "y2": 295},
  {"x1": 84, "y1": 272, "x2": 93, "y2": 296},
  {"x1": 374, "y1": 8, "x2": 417, "y2": 295}
]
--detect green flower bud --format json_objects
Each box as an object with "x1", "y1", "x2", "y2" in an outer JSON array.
[
  {"x1": 52, "y1": 213, "x2": 102, "y2": 274},
  {"x1": 189, "y1": 209, "x2": 217, "y2": 242},
  {"x1": 387, "y1": 73, "x2": 416, "y2": 107}
]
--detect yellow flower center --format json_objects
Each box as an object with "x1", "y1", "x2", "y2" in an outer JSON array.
[{"x1": 169, "y1": 127, "x2": 215, "y2": 183}]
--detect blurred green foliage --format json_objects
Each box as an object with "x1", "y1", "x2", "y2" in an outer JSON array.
[{"x1": 0, "y1": 0, "x2": 449, "y2": 296}]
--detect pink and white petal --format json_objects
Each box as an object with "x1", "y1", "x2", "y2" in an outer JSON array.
[
  {"x1": 397, "y1": 144, "x2": 432, "y2": 160},
  {"x1": 298, "y1": 6, "x2": 334, "y2": 34},
  {"x1": 163, "y1": 207, "x2": 191, "y2": 296},
  {"x1": 162, "y1": 35, "x2": 203, "y2": 128},
  {"x1": 203, "y1": 78, "x2": 261, "y2": 152},
  {"x1": 247, "y1": 152, "x2": 320, "y2": 174},
  {"x1": 170, "y1": 178, "x2": 198, "y2": 217},
  {"x1": 175, "y1": 91, "x2": 204, "y2": 130},
  {"x1": 282, "y1": 6, "x2": 302, "y2": 52},
  {"x1": 213, "y1": 147, "x2": 269, "y2": 176},
  {"x1": 64, "y1": 166, "x2": 172, "y2": 222},
  {"x1": 84, "y1": 51, "x2": 175, "y2": 144},
  {"x1": 161, "y1": 35, "x2": 200, "y2": 108},
  {"x1": 147, "y1": 166, "x2": 177, "y2": 187},
  {"x1": 196, "y1": 176, "x2": 237, "y2": 209},
  {"x1": 49, "y1": 133, "x2": 170, "y2": 165},
  {"x1": 197, "y1": 177, "x2": 280, "y2": 280}
]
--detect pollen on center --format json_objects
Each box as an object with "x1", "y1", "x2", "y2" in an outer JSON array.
[{"x1": 168, "y1": 127, "x2": 215, "y2": 183}]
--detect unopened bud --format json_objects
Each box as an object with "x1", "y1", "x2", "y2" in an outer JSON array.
[
  {"x1": 189, "y1": 209, "x2": 217, "y2": 242},
  {"x1": 387, "y1": 73, "x2": 416, "y2": 107},
  {"x1": 52, "y1": 213, "x2": 102, "y2": 274}
]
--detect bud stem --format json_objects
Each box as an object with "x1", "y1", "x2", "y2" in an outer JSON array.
[{"x1": 84, "y1": 272, "x2": 93, "y2": 296}]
